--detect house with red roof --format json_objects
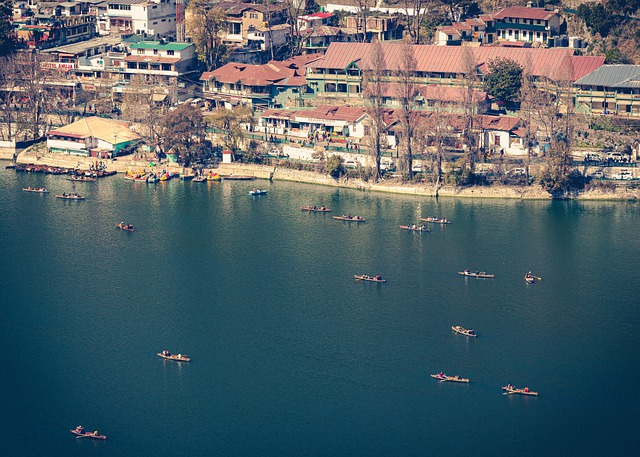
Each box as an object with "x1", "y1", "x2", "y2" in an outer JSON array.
[
  {"x1": 435, "y1": 4, "x2": 562, "y2": 47},
  {"x1": 200, "y1": 54, "x2": 323, "y2": 109}
]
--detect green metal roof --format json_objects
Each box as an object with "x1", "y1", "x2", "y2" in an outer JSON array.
[{"x1": 129, "y1": 41, "x2": 192, "y2": 51}]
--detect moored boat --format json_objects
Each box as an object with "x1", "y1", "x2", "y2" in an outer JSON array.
[
  {"x1": 206, "y1": 173, "x2": 221, "y2": 181},
  {"x1": 116, "y1": 222, "x2": 134, "y2": 232},
  {"x1": 333, "y1": 215, "x2": 365, "y2": 222},
  {"x1": 420, "y1": 216, "x2": 451, "y2": 224},
  {"x1": 300, "y1": 205, "x2": 331, "y2": 212},
  {"x1": 146, "y1": 174, "x2": 159, "y2": 183},
  {"x1": 400, "y1": 224, "x2": 430, "y2": 232},
  {"x1": 157, "y1": 349, "x2": 190, "y2": 362},
  {"x1": 192, "y1": 175, "x2": 206, "y2": 182},
  {"x1": 223, "y1": 174, "x2": 255, "y2": 180},
  {"x1": 55, "y1": 193, "x2": 85, "y2": 200},
  {"x1": 502, "y1": 384, "x2": 538, "y2": 396},
  {"x1": 431, "y1": 372, "x2": 470, "y2": 383},
  {"x1": 179, "y1": 173, "x2": 195, "y2": 180},
  {"x1": 249, "y1": 189, "x2": 268, "y2": 195},
  {"x1": 458, "y1": 270, "x2": 495, "y2": 279},
  {"x1": 354, "y1": 274, "x2": 386, "y2": 283},
  {"x1": 70, "y1": 426, "x2": 106, "y2": 440},
  {"x1": 22, "y1": 187, "x2": 49, "y2": 193},
  {"x1": 452, "y1": 325, "x2": 477, "y2": 337},
  {"x1": 67, "y1": 175, "x2": 95, "y2": 182}
]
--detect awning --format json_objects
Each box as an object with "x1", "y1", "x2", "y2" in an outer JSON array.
[{"x1": 152, "y1": 93, "x2": 167, "y2": 102}]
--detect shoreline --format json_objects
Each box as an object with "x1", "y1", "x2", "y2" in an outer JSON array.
[{"x1": 4, "y1": 149, "x2": 638, "y2": 201}]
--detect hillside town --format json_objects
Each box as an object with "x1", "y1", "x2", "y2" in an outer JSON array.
[{"x1": 2, "y1": 0, "x2": 640, "y2": 198}]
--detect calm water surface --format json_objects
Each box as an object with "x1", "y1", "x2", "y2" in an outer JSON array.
[{"x1": 1, "y1": 165, "x2": 639, "y2": 456}]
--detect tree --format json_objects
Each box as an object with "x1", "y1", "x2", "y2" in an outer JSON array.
[
  {"x1": 18, "y1": 51, "x2": 55, "y2": 140},
  {"x1": 460, "y1": 47, "x2": 479, "y2": 175},
  {"x1": 0, "y1": 0, "x2": 18, "y2": 56},
  {"x1": 160, "y1": 104, "x2": 206, "y2": 165},
  {"x1": 0, "y1": 54, "x2": 21, "y2": 140},
  {"x1": 484, "y1": 57, "x2": 523, "y2": 107},
  {"x1": 186, "y1": 0, "x2": 229, "y2": 71},
  {"x1": 362, "y1": 39, "x2": 387, "y2": 182},
  {"x1": 395, "y1": 38, "x2": 419, "y2": 180},
  {"x1": 402, "y1": 0, "x2": 431, "y2": 44},
  {"x1": 350, "y1": 0, "x2": 373, "y2": 42},
  {"x1": 326, "y1": 154, "x2": 345, "y2": 178},
  {"x1": 207, "y1": 106, "x2": 254, "y2": 159}
]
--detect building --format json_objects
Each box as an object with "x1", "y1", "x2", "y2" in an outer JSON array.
[
  {"x1": 13, "y1": 13, "x2": 96, "y2": 49},
  {"x1": 46, "y1": 116, "x2": 141, "y2": 157},
  {"x1": 306, "y1": 42, "x2": 604, "y2": 101},
  {"x1": 93, "y1": 0, "x2": 177, "y2": 38},
  {"x1": 344, "y1": 14, "x2": 402, "y2": 42},
  {"x1": 435, "y1": 15, "x2": 495, "y2": 46},
  {"x1": 298, "y1": 26, "x2": 360, "y2": 55},
  {"x1": 574, "y1": 65, "x2": 640, "y2": 117},
  {"x1": 201, "y1": 54, "x2": 322, "y2": 109},
  {"x1": 297, "y1": 12, "x2": 334, "y2": 31},
  {"x1": 492, "y1": 5, "x2": 561, "y2": 46}
]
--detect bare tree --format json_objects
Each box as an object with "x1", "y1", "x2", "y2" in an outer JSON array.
[
  {"x1": 402, "y1": 0, "x2": 431, "y2": 44},
  {"x1": 0, "y1": 54, "x2": 22, "y2": 141},
  {"x1": 362, "y1": 39, "x2": 387, "y2": 181},
  {"x1": 186, "y1": 0, "x2": 229, "y2": 71},
  {"x1": 423, "y1": 89, "x2": 453, "y2": 196},
  {"x1": 460, "y1": 46, "x2": 479, "y2": 175},
  {"x1": 519, "y1": 54, "x2": 535, "y2": 184},
  {"x1": 283, "y1": 0, "x2": 308, "y2": 57},
  {"x1": 18, "y1": 51, "x2": 54, "y2": 140},
  {"x1": 395, "y1": 38, "x2": 419, "y2": 180},
  {"x1": 350, "y1": 0, "x2": 373, "y2": 43}
]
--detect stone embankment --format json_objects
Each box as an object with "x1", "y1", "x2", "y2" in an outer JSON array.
[{"x1": 5, "y1": 147, "x2": 638, "y2": 200}]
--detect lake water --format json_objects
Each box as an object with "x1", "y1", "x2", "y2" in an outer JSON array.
[{"x1": 1, "y1": 166, "x2": 639, "y2": 456}]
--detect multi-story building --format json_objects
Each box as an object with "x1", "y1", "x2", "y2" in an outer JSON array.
[
  {"x1": 200, "y1": 54, "x2": 323, "y2": 110},
  {"x1": 492, "y1": 5, "x2": 561, "y2": 46},
  {"x1": 306, "y1": 43, "x2": 604, "y2": 102},
  {"x1": 435, "y1": 5, "x2": 562, "y2": 47},
  {"x1": 574, "y1": 65, "x2": 640, "y2": 117},
  {"x1": 344, "y1": 14, "x2": 402, "y2": 42},
  {"x1": 14, "y1": 13, "x2": 96, "y2": 49},
  {"x1": 93, "y1": 0, "x2": 177, "y2": 38}
]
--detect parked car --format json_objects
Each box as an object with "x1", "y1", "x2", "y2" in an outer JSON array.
[
  {"x1": 506, "y1": 167, "x2": 526, "y2": 176},
  {"x1": 584, "y1": 153, "x2": 602, "y2": 162},
  {"x1": 608, "y1": 152, "x2": 624, "y2": 162},
  {"x1": 588, "y1": 170, "x2": 605, "y2": 179},
  {"x1": 412, "y1": 164, "x2": 423, "y2": 173},
  {"x1": 345, "y1": 160, "x2": 359, "y2": 169},
  {"x1": 380, "y1": 160, "x2": 395, "y2": 171},
  {"x1": 612, "y1": 169, "x2": 634, "y2": 180}
]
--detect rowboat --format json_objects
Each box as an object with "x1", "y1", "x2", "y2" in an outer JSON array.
[
  {"x1": 333, "y1": 215, "x2": 365, "y2": 222},
  {"x1": 431, "y1": 373, "x2": 470, "y2": 383},
  {"x1": 206, "y1": 173, "x2": 221, "y2": 181},
  {"x1": 458, "y1": 270, "x2": 495, "y2": 279},
  {"x1": 502, "y1": 384, "x2": 538, "y2": 396},
  {"x1": 67, "y1": 175, "x2": 95, "y2": 182},
  {"x1": 70, "y1": 426, "x2": 106, "y2": 440},
  {"x1": 420, "y1": 216, "x2": 451, "y2": 224},
  {"x1": 147, "y1": 174, "x2": 159, "y2": 183},
  {"x1": 55, "y1": 193, "x2": 85, "y2": 200},
  {"x1": 179, "y1": 173, "x2": 195, "y2": 180},
  {"x1": 524, "y1": 272, "x2": 540, "y2": 284},
  {"x1": 22, "y1": 187, "x2": 49, "y2": 193},
  {"x1": 116, "y1": 223, "x2": 134, "y2": 232},
  {"x1": 400, "y1": 225, "x2": 430, "y2": 232},
  {"x1": 192, "y1": 175, "x2": 206, "y2": 182},
  {"x1": 300, "y1": 205, "x2": 331, "y2": 212},
  {"x1": 157, "y1": 350, "x2": 190, "y2": 362},
  {"x1": 223, "y1": 175, "x2": 255, "y2": 180},
  {"x1": 452, "y1": 325, "x2": 477, "y2": 337},
  {"x1": 249, "y1": 189, "x2": 268, "y2": 196},
  {"x1": 133, "y1": 175, "x2": 148, "y2": 182},
  {"x1": 354, "y1": 274, "x2": 386, "y2": 283}
]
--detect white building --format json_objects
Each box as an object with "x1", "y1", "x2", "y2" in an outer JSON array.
[{"x1": 94, "y1": 0, "x2": 177, "y2": 38}]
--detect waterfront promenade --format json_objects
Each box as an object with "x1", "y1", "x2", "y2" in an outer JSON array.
[{"x1": 5, "y1": 145, "x2": 639, "y2": 201}]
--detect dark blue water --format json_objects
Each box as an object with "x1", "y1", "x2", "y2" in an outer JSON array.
[{"x1": 1, "y1": 166, "x2": 639, "y2": 456}]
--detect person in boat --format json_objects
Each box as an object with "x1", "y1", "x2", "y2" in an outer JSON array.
[
  {"x1": 163, "y1": 349, "x2": 171, "y2": 356},
  {"x1": 62, "y1": 192, "x2": 66, "y2": 197},
  {"x1": 128, "y1": 224, "x2": 133, "y2": 229},
  {"x1": 375, "y1": 275, "x2": 382, "y2": 280},
  {"x1": 438, "y1": 371, "x2": 444, "y2": 378},
  {"x1": 464, "y1": 269, "x2": 470, "y2": 274},
  {"x1": 76, "y1": 426, "x2": 85, "y2": 434}
]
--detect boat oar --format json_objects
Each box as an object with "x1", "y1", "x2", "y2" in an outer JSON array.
[{"x1": 533, "y1": 276, "x2": 542, "y2": 280}]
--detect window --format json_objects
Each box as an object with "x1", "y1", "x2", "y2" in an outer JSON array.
[
  {"x1": 153, "y1": 48, "x2": 158, "y2": 54},
  {"x1": 137, "y1": 48, "x2": 145, "y2": 54},
  {"x1": 249, "y1": 12, "x2": 258, "y2": 19},
  {"x1": 494, "y1": 135, "x2": 501, "y2": 146},
  {"x1": 167, "y1": 50, "x2": 174, "y2": 55}
]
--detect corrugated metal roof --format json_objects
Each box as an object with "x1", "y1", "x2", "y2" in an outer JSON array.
[
  {"x1": 129, "y1": 41, "x2": 193, "y2": 51},
  {"x1": 574, "y1": 65, "x2": 640, "y2": 88},
  {"x1": 311, "y1": 43, "x2": 604, "y2": 82},
  {"x1": 493, "y1": 6, "x2": 557, "y2": 21}
]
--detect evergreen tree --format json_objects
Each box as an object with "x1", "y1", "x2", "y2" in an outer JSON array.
[{"x1": 484, "y1": 58, "x2": 523, "y2": 108}]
